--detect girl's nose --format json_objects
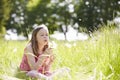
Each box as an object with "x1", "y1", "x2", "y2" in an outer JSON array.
[
  {"x1": 44, "y1": 36, "x2": 48, "y2": 39},
  {"x1": 44, "y1": 36, "x2": 47, "y2": 38}
]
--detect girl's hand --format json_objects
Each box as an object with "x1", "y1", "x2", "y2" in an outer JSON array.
[
  {"x1": 37, "y1": 54, "x2": 50, "y2": 66},
  {"x1": 44, "y1": 48, "x2": 53, "y2": 55},
  {"x1": 50, "y1": 54, "x2": 55, "y2": 62},
  {"x1": 44, "y1": 48, "x2": 55, "y2": 62},
  {"x1": 42, "y1": 54, "x2": 55, "y2": 66}
]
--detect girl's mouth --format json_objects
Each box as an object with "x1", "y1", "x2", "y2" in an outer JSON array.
[{"x1": 44, "y1": 40, "x2": 47, "y2": 42}]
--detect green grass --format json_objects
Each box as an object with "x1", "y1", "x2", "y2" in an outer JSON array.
[{"x1": 0, "y1": 25, "x2": 120, "y2": 80}]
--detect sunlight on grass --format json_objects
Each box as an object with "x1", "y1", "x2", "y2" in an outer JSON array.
[{"x1": 0, "y1": 25, "x2": 120, "y2": 80}]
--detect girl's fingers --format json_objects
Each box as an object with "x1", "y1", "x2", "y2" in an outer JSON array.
[{"x1": 44, "y1": 48, "x2": 53, "y2": 54}]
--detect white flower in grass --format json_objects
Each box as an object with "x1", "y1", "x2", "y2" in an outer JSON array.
[
  {"x1": 73, "y1": 43, "x2": 76, "y2": 47},
  {"x1": 65, "y1": 43, "x2": 72, "y2": 48},
  {"x1": 13, "y1": 48, "x2": 17, "y2": 53},
  {"x1": 49, "y1": 41, "x2": 57, "y2": 49}
]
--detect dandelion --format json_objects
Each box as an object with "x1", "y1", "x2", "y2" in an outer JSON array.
[
  {"x1": 13, "y1": 48, "x2": 17, "y2": 53},
  {"x1": 65, "y1": 43, "x2": 72, "y2": 48},
  {"x1": 49, "y1": 41, "x2": 57, "y2": 49},
  {"x1": 73, "y1": 43, "x2": 76, "y2": 47}
]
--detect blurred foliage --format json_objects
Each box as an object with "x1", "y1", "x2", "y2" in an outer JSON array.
[
  {"x1": 0, "y1": 0, "x2": 12, "y2": 37},
  {"x1": 26, "y1": 0, "x2": 57, "y2": 34},
  {"x1": 75, "y1": 0, "x2": 120, "y2": 32},
  {"x1": 0, "y1": 0, "x2": 120, "y2": 38},
  {"x1": 6, "y1": 0, "x2": 29, "y2": 38}
]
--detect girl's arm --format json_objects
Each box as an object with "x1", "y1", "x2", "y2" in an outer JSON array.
[
  {"x1": 41, "y1": 48, "x2": 55, "y2": 65},
  {"x1": 25, "y1": 45, "x2": 54, "y2": 70},
  {"x1": 24, "y1": 46, "x2": 48, "y2": 70},
  {"x1": 26, "y1": 53, "x2": 36, "y2": 70},
  {"x1": 26, "y1": 52, "x2": 50, "y2": 70}
]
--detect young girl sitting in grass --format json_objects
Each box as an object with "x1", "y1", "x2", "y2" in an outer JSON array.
[{"x1": 19, "y1": 24, "x2": 55, "y2": 79}]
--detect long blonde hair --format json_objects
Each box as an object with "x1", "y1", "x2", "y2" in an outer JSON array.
[{"x1": 30, "y1": 25, "x2": 49, "y2": 56}]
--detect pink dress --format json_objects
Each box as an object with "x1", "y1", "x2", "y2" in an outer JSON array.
[
  {"x1": 20, "y1": 49, "x2": 52, "y2": 75},
  {"x1": 20, "y1": 54, "x2": 31, "y2": 71}
]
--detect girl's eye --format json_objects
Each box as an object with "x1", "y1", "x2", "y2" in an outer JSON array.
[
  {"x1": 41, "y1": 35, "x2": 44, "y2": 36},
  {"x1": 40, "y1": 34, "x2": 48, "y2": 36}
]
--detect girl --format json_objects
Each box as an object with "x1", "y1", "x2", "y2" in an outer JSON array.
[{"x1": 19, "y1": 24, "x2": 54, "y2": 79}]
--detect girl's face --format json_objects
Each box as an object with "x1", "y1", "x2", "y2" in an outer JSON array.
[{"x1": 36, "y1": 28, "x2": 49, "y2": 46}]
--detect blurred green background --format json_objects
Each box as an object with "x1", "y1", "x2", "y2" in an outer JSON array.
[
  {"x1": 0, "y1": 0, "x2": 120, "y2": 80},
  {"x1": 0, "y1": 0, "x2": 120, "y2": 39}
]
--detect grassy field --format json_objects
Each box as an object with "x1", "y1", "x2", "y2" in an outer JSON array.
[{"x1": 0, "y1": 25, "x2": 120, "y2": 80}]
